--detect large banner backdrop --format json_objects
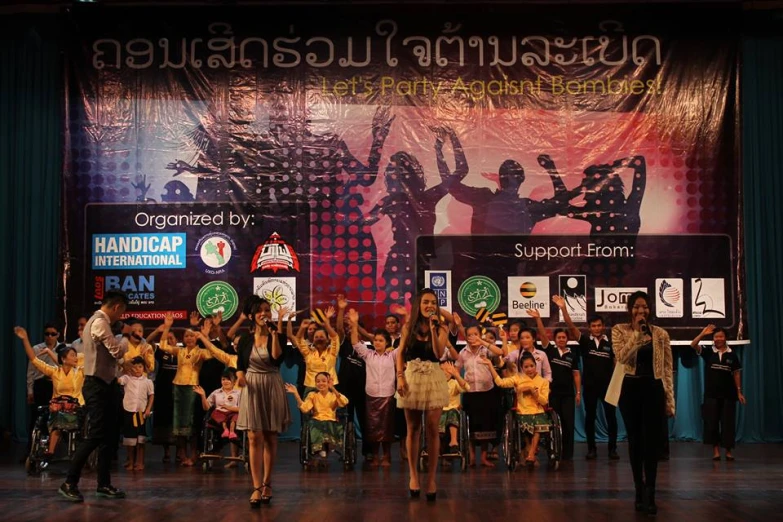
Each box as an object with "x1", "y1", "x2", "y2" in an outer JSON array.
[{"x1": 62, "y1": 5, "x2": 743, "y2": 342}]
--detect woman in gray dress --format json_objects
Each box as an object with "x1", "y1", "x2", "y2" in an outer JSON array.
[{"x1": 236, "y1": 297, "x2": 290, "y2": 507}]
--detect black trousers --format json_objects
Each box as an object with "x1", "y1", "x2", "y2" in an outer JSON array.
[
  {"x1": 26, "y1": 379, "x2": 53, "y2": 454},
  {"x1": 619, "y1": 376, "x2": 665, "y2": 489},
  {"x1": 550, "y1": 394, "x2": 575, "y2": 460},
  {"x1": 583, "y1": 381, "x2": 618, "y2": 452},
  {"x1": 66, "y1": 377, "x2": 122, "y2": 487},
  {"x1": 337, "y1": 377, "x2": 369, "y2": 456},
  {"x1": 703, "y1": 397, "x2": 736, "y2": 449}
]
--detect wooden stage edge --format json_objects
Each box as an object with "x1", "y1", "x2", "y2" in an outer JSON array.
[{"x1": 0, "y1": 442, "x2": 781, "y2": 521}]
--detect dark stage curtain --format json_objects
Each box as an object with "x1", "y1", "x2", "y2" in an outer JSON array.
[{"x1": 0, "y1": 16, "x2": 62, "y2": 441}]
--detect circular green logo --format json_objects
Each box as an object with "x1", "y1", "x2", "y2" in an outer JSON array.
[
  {"x1": 196, "y1": 281, "x2": 239, "y2": 320},
  {"x1": 458, "y1": 276, "x2": 502, "y2": 316}
]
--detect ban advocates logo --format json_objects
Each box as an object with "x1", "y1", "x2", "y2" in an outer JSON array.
[
  {"x1": 94, "y1": 275, "x2": 156, "y2": 305},
  {"x1": 251, "y1": 232, "x2": 300, "y2": 273},
  {"x1": 558, "y1": 275, "x2": 586, "y2": 323},
  {"x1": 508, "y1": 276, "x2": 550, "y2": 318},
  {"x1": 691, "y1": 278, "x2": 726, "y2": 319},
  {"x1": 254, "y1": 277, "x2": 297, "y2": 320},
  {"x1": 196, "y1": 281, "x2": 239, "y2": 320},
  {"x1": 196, "y1": 233, "x2": 236, "y2": 274},
  {"x1": 458, "y1": 276, "x2": 501, "y2": 317},
  {"x1": 594, "y1": 287, "x2": 647, "y2": 312},
  {"x1": 655, "y1": 278, "x2": 683, "y2": 318},
  {"x1": 424, "y1": 270, "x2": 452, "y2": 310}
]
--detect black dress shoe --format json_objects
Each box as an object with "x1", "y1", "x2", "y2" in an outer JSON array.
[
  {"x1": 585, "y1": 449, "x2": 597, "y2": 460},
  {"x1": 609, "y1": 449, "x2": 620, "y2": 460},
  {"x1": 96, "y1": 485, "x2": 126, "y2": 499},
  {"x1": 409, "y1": 489, "x2": 421, "y2": 498},
  {"x1": 58, "y1": 482, "x2": 84, "y2": 503},
  {"x1": 426, "y1": 491, "x2": 437, "y2": 502}
]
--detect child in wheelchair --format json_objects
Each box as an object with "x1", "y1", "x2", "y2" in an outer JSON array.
[
  {"x1": 286, "y1": 373, "x2": 348, "y2": 465},
  {"x1": 440, "y1": 362, "x2": 469, "y2": 455},
  {"x1": 480, "y1": 352, "x2": 550, "y2": 469},
  {"x1": 15, "y1": 327, "x2": 85, "y2": 459},
  {"x1": 195, "y1": 370, "x2": 243, "y2": 468}
]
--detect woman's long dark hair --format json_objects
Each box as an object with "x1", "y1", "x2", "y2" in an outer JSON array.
[
  {"x1": 402, "y1": 288, "x2": 440, "y2": 353},
  {"x1": 242, "y1": 295, "x2": 271, "y2": 333}
]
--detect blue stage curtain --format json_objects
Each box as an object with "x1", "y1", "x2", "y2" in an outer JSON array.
[
  {"x1": 738, "y1": 34, "x2": 783, "y2": 443},
  {"x1": 0, "y1": 16, "x2": 62, "y2": 441}
]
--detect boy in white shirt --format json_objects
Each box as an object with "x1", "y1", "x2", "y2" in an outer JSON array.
[{"x1": 118, "y1": 357, "x2": 154, "y2": 470}]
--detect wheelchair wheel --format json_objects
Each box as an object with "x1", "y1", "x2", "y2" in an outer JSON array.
[
  {"x1": 548, "y1": 410, "x2": 563, "y2": 471},
  {"x1": 458, "y1": 411, "x2": 470, "y2": 472},
  {"x1": 26, "y1": 427, "x2": 46, "y2": 476},
  {"x1": 503, "y1": 412, "x2": 519, "y2": 472},
  {"x1": 299, "y1": 420, "x2": 310, "y2": 469},
  {"x1": 343, "y1": 422, "x2": 356, "y2": 471}
]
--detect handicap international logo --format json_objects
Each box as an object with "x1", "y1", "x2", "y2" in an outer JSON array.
[
  {"x1": 458, "y1": 276, "x2": 501, "y2": 316},
  {"x1": 508, "y1": 276, "x2": 550, "y2": 318},
  {"x1": 196, "y1": 233, "x2": 235, "y2": 274},
  {"x1": 91, "y1": 233, "x2": 186, "y2": 270},
  {"x1": 251, "y1": 232, "x2": 300, "y2": 273},
  {"x1": 656, "y1": 278, "x2": 683, "y2": 318},
  {"x1": 196, "y1": 281, "x2": 239, "y2": 320},
  {"x1": 253, "y1": 277, "x2": 297, "y2": 320}
]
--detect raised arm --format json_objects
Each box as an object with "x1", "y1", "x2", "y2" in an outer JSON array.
[
  {"x1": 226, "y1": 312, "x2": 247, "y2": 341},
  {"x1": 527, "y1": 309, "x2": 549, "y2": 347},
  {"x1": 14, "y1": 327, "x2": 56, "y2": 377},
  {"x1": 553, "y1": 295, "x2": 581, "y2": 341},
  {"x1": 145, "y1": 324, "x2": 164, "y2": 344},
  {"x1": 322, "y1": 306, "x2": 340, "y2": 356},
  {"x1": 196, "y1": 331, "x2": 233, "y2": 367},
  {"x1": 158, "y1": 313, "x2": 178, "y2": 355},
  {"x1": 690, "y1": 324, "x2": 715, "y2": 354},
  {"x1": 194, "y1": 386, "x2": 211, "y2": 411}
]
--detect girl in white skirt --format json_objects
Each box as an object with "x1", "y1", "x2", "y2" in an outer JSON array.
[{"x1": 396, "y1": 289, "x2": 450, "y2": 501}]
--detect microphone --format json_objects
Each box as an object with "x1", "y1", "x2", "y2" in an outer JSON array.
[
  {"x1": 264, "y1": 317, "x2": 278, "y2": 333},
  {"x1": 639, "y1": 320, "x2": 650, "y2": 335},
  {"x1": 429, "y1": 312, "x2": 439, "y2": 327}
]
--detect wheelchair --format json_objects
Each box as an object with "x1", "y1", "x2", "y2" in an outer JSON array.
[
  {"x1": 502, "y1": 407, "x2": 562, "y2": 471},
  {"x1": 26, "y1": 399, "x2": 95, "y2": 475},
  {"x1": 418, "y1": 410, "x2": 470, "y2": 472},
  {"x1": 298, "y1": 408, "x2": 357, "y2": 471},
  {"x1": 198, "y1": 407, "x2": 248, "y2": 472}
]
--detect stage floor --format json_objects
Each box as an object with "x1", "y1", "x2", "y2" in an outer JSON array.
[{"x1": 0, "y1": 442, "x2": 781, "y2": 521}]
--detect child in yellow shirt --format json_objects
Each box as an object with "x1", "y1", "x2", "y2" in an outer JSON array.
[
  {"x1": 480, "y1": 352, "x2": 549, "y2": 468},
  {"x1": 439, "y1": 362, "x2": 469, "y2": 454},
  {"x1": 286, "y1": 372, "x2": 348, "y2": 462}
]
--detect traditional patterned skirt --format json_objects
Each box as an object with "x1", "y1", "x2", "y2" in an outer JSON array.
[
  {"x1": 365, "y1": 395, "x2": 395, "y2": 442},
  {"x1": 308, "y1": 419, "x2": 344, "y2": 453},
  {"x1": 439, "y1": 409, "x2": 461, "y2": 434},
  {"x1": 516, "y1": 413, "x2": 551, "y2": 435},
  {"x1": 396, "y1": 359, "x2": 449, "y2": 411},
  {"x1": 172, "y1": 385, "x2": 196, "y2": 437}
]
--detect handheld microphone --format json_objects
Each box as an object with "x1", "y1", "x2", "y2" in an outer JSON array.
[
  {"x1": 429, "y1": 312, "x2": 440, "y2": 327},
  {"x1": 639, "y1": 320, "x2": 650, "y2": 335},
  {"x1": 264, "y1": 317, "x2": 278, "y2": 333}
]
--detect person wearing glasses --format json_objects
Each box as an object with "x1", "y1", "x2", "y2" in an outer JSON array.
[{"x1": 612, "y1": 291, "x2": 674, "y2": 516}]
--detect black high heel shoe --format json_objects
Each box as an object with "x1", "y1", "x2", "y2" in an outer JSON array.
[
  {"x1": 409, "y1": 489, "x2": 421, "y2": 498},
  {"x1": 635, "y1": 484, "x2": 645, "y2": 512},
  {"x1": 250, "y1": 487, "x2": 263, "y2": 508},
  {"x1": 646, "y1": 487, "x2": 657, "y2": 516},
  {"x1": 261, "y1": 483, "x2": 272, "y2": 504},
  {"x1": 426, "y1": 491, "x2": 437, "y2": 502}
]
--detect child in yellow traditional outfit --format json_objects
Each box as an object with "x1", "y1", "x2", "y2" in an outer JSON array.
[
  {"x1": 480, "y1": 352, "x2": 549, "y2": 468},
  {"x1": 15, "y1": 327, "x2": 84, "y2": 456},
  {"x1": 286, "y1": 372, "x2": 348, "y2": 464}
]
